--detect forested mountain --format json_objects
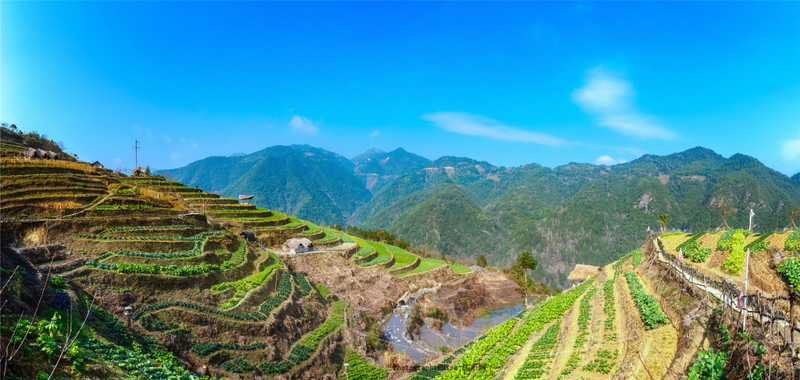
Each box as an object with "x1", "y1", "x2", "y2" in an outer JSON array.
[
  {"x1": 162, "y1": 145, "x2": 800, "y2": 288},
  {"x1": 352, "y1": 147, "x2": 430, "y2": 194},
  {"x1": 159, "y1": 145, "x2": 371, "y2": 225}
]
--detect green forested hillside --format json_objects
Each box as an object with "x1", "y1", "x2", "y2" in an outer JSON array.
[
  {"x1": 159, "y1": 145, "x2": 371, "y2": 225},
  {"x1": 352, "y1": 147, "x2": 430, "y2": 194},
  {"x1": 162, "y1": 146, "x2": 800, "y2": 288}
]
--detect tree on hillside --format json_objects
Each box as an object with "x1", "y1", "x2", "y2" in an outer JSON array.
[
  {"x1": 658, "y1": 214, "x2": 669, "y2": 233},
  {"x1": 717, "y1": 203, "x2": 737, "y2": 230},
  {"x1": 790, "y1": 209, "x2": 800, "y2": 230},
  {"x1": 477, "y1": 255, "x2": 487, "y2": 267},
  {"x1": 515, "y1": 251, "x2": 538, "y2": 307}
]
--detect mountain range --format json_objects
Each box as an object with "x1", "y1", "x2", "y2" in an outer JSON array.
[{"x1": 160, "y1": 146, "x2": 800, "y2": 288}]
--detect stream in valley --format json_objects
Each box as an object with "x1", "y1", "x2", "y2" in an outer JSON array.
[{"x1": 382, "y1": 288, "x2": 524, "y2": 363}]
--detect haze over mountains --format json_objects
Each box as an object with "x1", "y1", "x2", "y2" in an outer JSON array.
[{"x1": 161, "y1": 146, "x2": 800, "y2": 288}]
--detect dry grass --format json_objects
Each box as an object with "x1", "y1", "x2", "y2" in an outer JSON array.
[{"x1": 567, "y1": 264, "x2": 601, "y2": 281}]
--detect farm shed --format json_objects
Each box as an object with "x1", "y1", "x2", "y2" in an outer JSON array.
[
  {"x1": 284, "y1": 237, "x2": 314, "y2": 254},
  {"x1": 567, "y1": 264, "x2": 601, "y2": 283},
  {"x1": 131, "y1": 167, "x2": 146, "y2": 176},
  {"x1": 239, "y1": 231, "x2": 256, "y2": 243},
  {"x1": 91, "y1": 161, "x2": 104, "y2": 168}
]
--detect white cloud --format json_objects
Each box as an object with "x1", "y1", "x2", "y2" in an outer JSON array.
[
  {"x1": 113, "y1": 158, "x2": 123, "y2": 164},
  {"x1": 170, "y1": 152, "x2": 181, "y2": 161},
  {"x1": 133, "y1": 125, "x2": 142, "y2": 135},
  {"x1": 593, "y1": 155, "x2": 627, "y2": 166},
  {"x1": 289, "y1": 115, "x2": 318, "y2": 134},
  {"x1": 422, "y1": 111, "x2": 568, "y2": 146},
  {"x1": 781, "y1": 133, "x2": 800, "y2": 162},
  {"x1": 162, "y1": 134, "x2": 172, "y2": 144},
  {"x1": 573, "y1": 67, "x2": 677, "y2": 140},
  {"x1": 370, "y1": 130, "x2": 380, "y2": 138}
]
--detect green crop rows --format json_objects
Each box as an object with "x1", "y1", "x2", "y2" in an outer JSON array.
[
  {"x1": 560, "y1": 287, "x2": 598, "y2": 376},
  {"x1": 624, "y1": 271, "x2": 667, "y2": 329},
  {"x1": 785, "y1": 230, "x2": 800, "y2": 251},
  {"x1": 602, "y1": 277, "x2": 617, "y2": 342},
  {"x1": 294, "y1": 273, "x2": 313, "y2": 297},
  {"x1": 190, "y1": 342, "x2": 266, "y2": 356},
  {"x1": 721, "y1": 230, "x2": 746, "y2": 274},
  {"x1": 85, "y1": 236, "x2": 247, "y2": 276},
  {"x1": 220, "y1": 358, "x2": 255, "y2": 373},
  {"x1": 777, "y1": 256, "x2": 800, "y2": 289},
  {"x1": 258, "y1": 300, "x2": 346, "y2": 374},
  {"x1": 133, "y1": 300, "x2": 266, "y2": 322},
  {"x1": 515, "y1": 321, "x2": 561, "y2": 379},
  {"x1": 259, "y1": 272, "x2": 293, "y2": 316},
  {"x1": 316, "y1": 283, "x2": 332, "y2": 298},
  {"x1": 211, "y1": 254, "x2": 282, "y2": 310},
  {"x1": 677, "y1": 233, "x2": 712, "y2": 262},
  {"x1": 437, "y1": 277, "x2": 596, "y2": 379},
  {"x1": 583, "y1": 349, "x2": 619, "y2": 374},
  {"x1": 744, "y1": 232, "x2": 773, "y2": 253},
  {"x1": 436, "y1": 317, "x2": 519, "y2": 379},
  {"x1": 339, "y1": 350, "x2": 388, "y2": 380}
]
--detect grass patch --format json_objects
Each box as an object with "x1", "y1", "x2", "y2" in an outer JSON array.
[
  {"x1": 449, "y1": 264, "x2": 472, "y2": 274},
  {"x1": 398, "y1": 257, "x2": 447, "y2": 277}
]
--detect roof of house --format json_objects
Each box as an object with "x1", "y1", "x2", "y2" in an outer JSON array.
[
  {"x1": 238, "y1": 194, "x2": 254, "y2": 200},
  {"x1": 284, "y1": 237, "x2": 314, "y2": 250},
  {"x1": 567, "y1": 264, "x2": 601, "y2": 281}
]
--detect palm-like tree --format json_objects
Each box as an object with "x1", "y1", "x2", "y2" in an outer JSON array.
[
  {"x1": 790, "y1": 209, "x2": 800, "y2": 230},
  {"x1": 658, "y1": 214, "x2": 669, "y2": 233}
]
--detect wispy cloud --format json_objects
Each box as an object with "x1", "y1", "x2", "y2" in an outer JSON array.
[
  {"x1": 573, "y1": 67, "x2": 677, "y2": 140},
  {"x1": 422, "y1": 112, "x2": 568, "y2": 146},
  {"x1": 289, "y1": 115, "x2": 318, "y2": 134},
  {"x1": 370, "y1": 130, "x2": 380, "y2": 138},
  {"x1": 781, "y1": 132, "x2": 800, "y2": 162},
  {"x1": 593, "y1": 155, "x2": 627, "y2": 166}
]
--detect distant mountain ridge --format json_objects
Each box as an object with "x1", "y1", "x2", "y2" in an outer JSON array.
[{"x1": 161, "y1": 145, "x2": 800, "y2": 288}]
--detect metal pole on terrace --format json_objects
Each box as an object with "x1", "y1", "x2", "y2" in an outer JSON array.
[{"x1": 133, "y1": 139, "x2": 140, "y2": 169}]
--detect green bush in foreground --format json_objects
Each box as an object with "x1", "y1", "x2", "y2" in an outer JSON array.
[
  {"x1": 686, "y1": 348, "x2": 727, "y2": 380},
  {"x1": 777, "y1": 257, "x2": 800, "y2": 289}
]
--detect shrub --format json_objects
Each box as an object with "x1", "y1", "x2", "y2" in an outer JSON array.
[
  {"x1": 686, "y1": 348, "x2": 727, "y2": 380},
  {"x1": 777, "y1": 257, "x2": 800, "y2": 289},
  {"x1": 785, "y1": 230, "x2": 800, "y2": 251}
]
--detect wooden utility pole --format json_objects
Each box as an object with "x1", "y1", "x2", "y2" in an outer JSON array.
[{"x1": 133, "y1": 139, "x2": 141, "y2": 168}]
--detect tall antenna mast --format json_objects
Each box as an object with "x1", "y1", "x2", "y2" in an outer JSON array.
[{"x1": 133, "y1": 139, "x2": 141, "y2": 168}]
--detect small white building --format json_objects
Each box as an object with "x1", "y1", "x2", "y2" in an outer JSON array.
[{"x1": 284, "y1": 237, "x2": 315, "y2": 254}]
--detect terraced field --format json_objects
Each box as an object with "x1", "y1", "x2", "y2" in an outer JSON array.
[
  {"x1": 398, "y1": 228, "x2": 800, "y2": 379},
  {"x1": 0, "y1": 157, "x2": 393, "y2": 379}
]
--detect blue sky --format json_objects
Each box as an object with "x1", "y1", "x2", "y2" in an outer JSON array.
[{"x1": 2, "y1": 1, "x2": 799, "y2": 175}]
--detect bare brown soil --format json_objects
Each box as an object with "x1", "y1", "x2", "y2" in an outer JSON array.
[{"x1": 432, "y1": 271, "x2": 522, "y2": 326}]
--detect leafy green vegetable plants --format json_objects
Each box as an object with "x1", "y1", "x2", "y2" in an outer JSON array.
[{"x1": 624, "y1": 271, "x2": 667, "y2": 329}]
